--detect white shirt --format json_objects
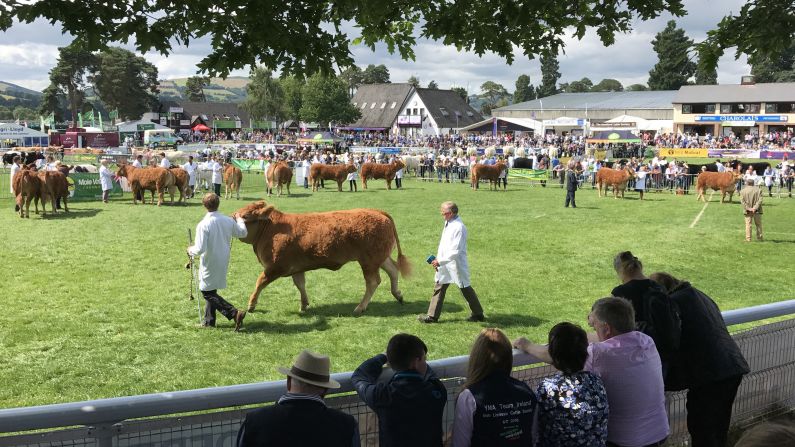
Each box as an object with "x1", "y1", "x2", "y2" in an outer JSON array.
[
  {"x1": 160, "y1": 158, "x2": 171, "y2": 169},
  {"x1": 132, "y1": 159, "x2": 143, "y2": 168},
  {"x1": 99, "y1": 165, "x2": 114, "y2": 191},
  {"x1": 10, "y1": 163, "x2": 20, "y2": 193},
  {"x1": 182, "y1": 161, "x2": 197, "y2": 185},
  {"x1": 635, "y1": 171, "x2": 647, "y2": 190},
  {"x1": 435, "y1": 216, "x2": 471, "y2": 287},
  {"x1": 188, "y1": 211, "x2": 248, "y2": 291},
  {"x1": 210, "y1": 161, "x2": 223, "y2": 184},
  {"x1": 45, "y1": 163, "x2": 58, "y2": 172}
]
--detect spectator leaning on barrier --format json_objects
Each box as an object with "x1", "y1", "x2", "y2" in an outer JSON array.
[
  {"x1": 514, "y1": 322, "x2": 609, "y2": 447},
  {"x1": 649, "y1": 272, "x2": 749, "y2": 447},
  {"x1": 352, "y1": 333, "x2": 448, "y2": 447},
  {"x1": 451, "y1": 328, "x2": 538, "y2": 447},
  {"x1": 236, "y1": 350, "x2": 359, "y2": 447}
]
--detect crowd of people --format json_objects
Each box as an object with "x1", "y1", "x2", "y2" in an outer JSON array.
[
  {"x1": 650, "y1": 130, "x2": 795, "y2": 150},
  {"x1": 235, "y1": 250, "x2": 764, "y2": 447}
]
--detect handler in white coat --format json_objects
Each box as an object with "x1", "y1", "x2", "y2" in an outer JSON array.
[
  {"x1": 99, "y1": 159, "x2": 114, "y2": 203},
  {"x1": 187, "y1": 193, "x2": 248, "y2": 331},
  {"x1": 182, "y1": 155, "x2": 197, "y2": 198},
  {"x1": 418, "y1": 201, "x2": 485, "y2": 323},
  {"x1": 209, "y1": 156, "x2": 223, "y2": 196}
]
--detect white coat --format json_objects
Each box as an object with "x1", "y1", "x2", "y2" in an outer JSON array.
[
  {"x1": 160, "y1": 158, "x2": 171, "y2": 169},
  {"x1": 210, "y1": 161, "x2": 223, "y2": 184},
  {"x1": 10, "y1": 163, "x2": 20, "y2": 193},
  {"x1": 183, "y1": 161, "x2": 197, "y2": 185},
  {"x1": 434, "y1": 216, "x2": 471, "y2": 288},
  {"x1": 188, "y1": 211, "x2": 248, "y2": 291},
  {"x1": 132, "y1": 159, "x2": 143, "y2": 168},
  {"x1": 99, "y1": 165, "x2": 114, "y2": 191}
]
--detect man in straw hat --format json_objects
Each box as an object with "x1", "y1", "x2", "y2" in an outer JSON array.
[{"x1": 237, "y1": 350, "x2": 359, "y2": 447}]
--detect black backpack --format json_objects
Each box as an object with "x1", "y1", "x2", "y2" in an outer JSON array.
[{"x1": 635, "y1": 283, "x2": 682, "y2": 367}]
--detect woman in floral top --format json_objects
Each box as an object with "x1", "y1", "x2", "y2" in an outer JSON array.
[{"x1": 535, "y1": 322, "x2": 609, "y2": 446}]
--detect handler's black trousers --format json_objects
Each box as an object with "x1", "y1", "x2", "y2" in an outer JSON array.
[
  {"x1": 427, "y1": 282, "x2": 483, "y2": 320},
  {"x1": 686, "y1": 375, "x2": 743, "y2": 447},
  {"x1": 213, "y1": 183, "x2": 221, "y2": 196},
  {"x1": 201, "y1": 289, "x2": 238, "y2": 326},
  {"x1": 565, "y1": 189, "x2": 576, "y2": 207}
]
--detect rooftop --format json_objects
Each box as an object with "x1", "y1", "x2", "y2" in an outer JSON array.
[
  {"x1": 497, "y1": 91, "x2": 678, "y2": 111},
  {"x1": 674, "y1": 82, "x2": 795, "y2": 103}
]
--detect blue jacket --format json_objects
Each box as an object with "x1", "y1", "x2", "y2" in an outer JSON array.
[{"x1": 352, "y1": 354, "x2": 448, "y2": 447}]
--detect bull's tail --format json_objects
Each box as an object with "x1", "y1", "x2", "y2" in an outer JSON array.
[{"x1": 379, "y1": 210, "x2": 412, "y2": 278}]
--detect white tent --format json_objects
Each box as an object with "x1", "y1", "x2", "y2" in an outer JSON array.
[
  {"x1": 0, "y1": 123, "x2": 49, "y2": 147},
  {"x1": 458, "y1": 117, "x2": 543, "y2": 133},
  {"x1": 606, "y1": 114, "x2": 672, "y2": 132}
]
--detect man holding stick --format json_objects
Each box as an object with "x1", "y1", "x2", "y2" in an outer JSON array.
[{"x1": 187, "y1": 193, "x2": 249, "y2": 330}]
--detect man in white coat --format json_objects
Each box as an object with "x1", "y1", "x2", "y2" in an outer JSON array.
[
  {"x1": 159, "y1": 152, "x2": 171, "y2": 169},
  {"x1": 209, "y1": 156, "x2": 223, "y2": 196},
  {"x1": 187, "y1": 193, "x2": 249, "y2": 331},
  {"x1": 418, "y1": 201, "x2": 485, "y2": 323},
  {"x1": 182, "y1": 155, "x2": 197, "y2": 198},
  {"x1": 99, "y1": 159, "x2": 114, "y2": 203}
]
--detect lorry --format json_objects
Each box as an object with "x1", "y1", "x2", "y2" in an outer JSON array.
[{"x1": 143, "y1": 129, "x2": 182, "y2": 149}]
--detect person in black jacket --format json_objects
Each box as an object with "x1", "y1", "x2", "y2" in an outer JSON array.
[
  {"x1": 649, "y1": 272, "x2": 750, "y2": 447},
  {"x1": 565, "y1": 161, "x2": 579, "y2": 208},
  {"x1": 237, "y1": 350, "x2": 359, "y2": 447},
  {"x1": 352, "y1": 333, "x2": 448, "y2": 447}
]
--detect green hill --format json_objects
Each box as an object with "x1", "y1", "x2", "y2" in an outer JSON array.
[
  {"x1": 0, "y1": 81, "x2": 42, "y2": 109},
  {"x1": 157, "y1": 76, "x2": 249, "y2": 102}
]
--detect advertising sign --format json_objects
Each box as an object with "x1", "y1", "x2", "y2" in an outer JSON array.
[
  {"x1": 137, "y1": 123, "x2": 155, "y2": 131},
  {"x1": 695, "y1": 115, "x2": 789, "y2": 122},
  {"x1": 397, "y1": 116, "x2": 422, "y2": 126},
  {"x1": 68, "y1": 173, "x2": 123, "y2": 201},
  {"x1": 169, "y1": 107, "x2": 184, "y2": 113},
  {"x1": 657, "y1": 148, "x2": 709, "y2": 158}
]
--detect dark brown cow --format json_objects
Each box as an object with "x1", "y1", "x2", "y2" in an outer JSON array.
[
  {"x1": 168, "y1": 167, "x2": 189, "y2": 204},
  {"x1": 696, "y1": 171, "x2": 743, "y2": 203},
  {"x1": 15, "y1": 169, "x2": 42, "y2": 218},
  {"x1": 116, "y1": 165, "x2": 175, "y2": 206},
  {"x1": 37, "y1": 170, "x2": 69, "y2": 215},
  {"x1": 235, "y1": 201, "x2": 412, "y2": 315},
  {"x1": 224, "y1": 164, "x2": 243, "y2": 200},
  {"x1": 309, "y1": 163, "x2": 356, "y2": 192},
  {"x1": 595, "y1": 166, "x2": 635, "y2": 198},
  {"x1": 471, "y1": 162, "x2": 507, "y2": 190},
  {"x1": 266, "y1": 161, "x2": 293, "y2": 197},
  {"x1": 360, "y1": 160, "x2": 404, "y2": 190}
]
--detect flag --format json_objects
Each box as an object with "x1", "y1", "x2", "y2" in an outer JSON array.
[
  {"x1": 47, "y1": 112, "x2": 55, "y2": 126},
  {"x1": 78, "y1": 113, "x2": 83, "y2": 128},
  {"x1": 109, "y1": 109, "x2": 118, "y2": 120},
  {"x1": 99, "y1": 113, "x2": 103, "y2": 128},
  {"x1": 40, "y1": 115, "x2": 46, "y2": 131}
]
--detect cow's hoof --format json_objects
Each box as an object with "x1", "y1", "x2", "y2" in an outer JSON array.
[
  {"x1": 247, "y1": 306, "x2": 256, "y2": 313},
  {"x1": 353, "y1": 307, "x2": 365, "y2": 316},
  {"x1": 394, "y1": 293, "x2": 404, "y2": 304},
  {"x1": 300, "y1": 305, "x2": 310, "y2": 313}
]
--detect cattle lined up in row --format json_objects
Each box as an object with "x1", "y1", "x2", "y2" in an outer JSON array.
[
  {"x1": 235, "y1": 201, "x2": 412, "y2": 315},
  {"x1": 224, "y1": 164, "x2": 243, "y2": 200},
  {"x1": 360, "y1": 160, "x2": 404, "y2": 190},
  {"x1": 309, "y1": 163, "x2": 356, "y2": 192},
  {"x1": 595, "y1": 166, "x2": 636, "y2": 199},
  {"x1": 2, "y1": 150, "x2": 45, "y2": 167},
  {"x1": 471, "y1": 162, "x2": 507, "y2": 190},
  {"x1": 116, "y1": 164, "x2": 178, "y2": 206},
  {"x1": 12, "y1": 166, "x2": 69, "y2": 218}
]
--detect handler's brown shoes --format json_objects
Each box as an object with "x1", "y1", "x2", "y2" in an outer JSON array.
[{"x1": 234, "y1": 311, "x2": 246, "y2": 332}]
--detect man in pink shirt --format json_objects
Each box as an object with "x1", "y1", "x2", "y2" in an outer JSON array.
[{"x1": 588, "y1": 297, "x2": 669, "y2": 447}]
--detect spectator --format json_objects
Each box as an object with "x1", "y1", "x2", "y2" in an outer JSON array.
[
  {"x1": 649, "y1": 272, "x2": 749, "y2": 447},
  {"x1": 352, "y1": 333, "x2": 447, "y2": 447},
  {"x1": 514, "y1": 322, "x2": 609, "y2": 447},
  {"x1": 740, "y1": 178, "x2": 763, "y2": 242},
  {"x1": 451, "y1": 328, "x2": 537, "y2": 447},
  {"x1": 565, "y1": 161, "x2": 578, "y2": 208},
  {"x1": 236, "y1": 350, "x2": 359, "y2": 447},
  {"x1": 733, "y1": 422, "x2": 795, "y2": 447},
  {"x1": 159, "y1": 152, "x2": 171, "y2": 169}
]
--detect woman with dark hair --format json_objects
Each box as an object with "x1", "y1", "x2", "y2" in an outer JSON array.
[
  {"x1": 515, "y1": 323, "x2": 608, "y2": 447},
  {"x1": 451, "y1": 328, "x2": 537, "y2": 447},
  {"x1": 648, "y1": 272, "x2": 749, "y2": 447}
]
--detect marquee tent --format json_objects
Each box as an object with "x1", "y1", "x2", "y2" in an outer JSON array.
[
  {"x1": 192, "y1": 123, "x2": 211, "y2": 132},
  {"x1": 0, "y1": 123, "x2": 49, "y2": 147}
]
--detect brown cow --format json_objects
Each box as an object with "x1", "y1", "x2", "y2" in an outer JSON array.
[
  {"x1": 169, "y1": 167, "x2": 189, "y2": 204},
  {"x1": 470, "y1": 162, "x2": 507, "y2": 190},
  {"x1": 116, "y1": 165, "x2": 175, "y2": 206},
  {"x1": 15, "y1": 169, "x2": 42, "y2": 218},
  {"x1": 596, "y1": 166, "x2": 635, "y2": 198},
  {"x1": 37, "y1": 170, "x2": 69, "y2": 215},
  {"x1": 696, "y1": 171, "x2": 742, "y2": 203},
  {"x1": 266, "y1": 161, "x2": 293, "y2": 197},
  {"x1": 224, "y1": 164, "x2": 243, "y2": 200},
  {"x1": 235, "y1": 201, "x2": 412, "y2": 315},
  {"x1": 309, "y1": 163, "x2": 356, "y2": 192},
  {"x1": 360, "y1": 160, "x2": 405, "y2": 190}
]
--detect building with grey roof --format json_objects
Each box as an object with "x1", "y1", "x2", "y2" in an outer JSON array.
[{"x1": 494, "y1": 91, "x2": 677, "y2": 122}]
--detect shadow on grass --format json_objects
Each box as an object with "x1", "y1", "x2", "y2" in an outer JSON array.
[
  {"x1": 764, "y1": 239, "x2": 795, "y2": 244},
  {"x1": 304, "y1": 300, "x2": 465, "y2": 317},
  {"x1": 41, "y1": 208, "x2": 102, "y2": 219},
  {"x1": 468, "y1": 313, "x2": 545, "y2": 329},
  {"x1": 243, "y1": 316, "x2": 331, "y2": 334}
]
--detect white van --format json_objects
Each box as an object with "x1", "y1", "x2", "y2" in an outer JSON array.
[{"x1": 143, "y1": 129, "x2": 182, "y2": 148}]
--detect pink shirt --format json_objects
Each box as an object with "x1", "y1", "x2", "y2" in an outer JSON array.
[{"x1": 585, "y1": 331, "x2": 669, "y2": 446}]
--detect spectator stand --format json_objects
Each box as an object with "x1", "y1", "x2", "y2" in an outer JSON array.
[{"x1": 1, "y1": 300, "x2": 794, "y2": 447}]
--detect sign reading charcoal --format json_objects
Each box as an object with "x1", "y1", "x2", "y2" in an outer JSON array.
[{"x1": 68, "y1": 173, "x2": 123, "y2": 201}]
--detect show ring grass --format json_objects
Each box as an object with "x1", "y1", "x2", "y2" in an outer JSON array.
[{"x1": 1, "y1": 171, "x2": 793, "y2": 408}]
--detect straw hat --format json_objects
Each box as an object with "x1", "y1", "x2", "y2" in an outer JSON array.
[{"x1": 278, "y1": 350, "x2": 340, "y2": 389}]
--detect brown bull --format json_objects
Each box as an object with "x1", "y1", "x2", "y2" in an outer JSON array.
[
  {"x1": 169, "y1": 167, "x2": 189, "y2": 204},
  {"x1": 224, "y1": 164, "x2": 243, "y2": 200},
  {"x1": 471, "y1": 162, "x2": 507, "y2": 190},
  {"x1": 37, "y1": 170, "x2": 69, "y2": 215},
  {"x1": 15, "y1": 169, "x2": 42, "y2": 218},
  {"x1": 696, "y1": 171, "x2": 742, "y2": 203},
  {"x1": 360, "y1": 160, "x2": 404, "y2": 190},
  {"x1": 309, "y1": 163, "x2": 356, "y2": 192},
  {"x1": 596, "y1": 166, "x2": 635, "y2": 198},
  {"x1": 266, "y1": 161, "x2": 293, "y2": 197},
  {"x1": 116, "y1": 165, "x2": 175, "y2": 206},
  {"x1": 235, "y1": 201, "x2": 412, "y2": 315}
]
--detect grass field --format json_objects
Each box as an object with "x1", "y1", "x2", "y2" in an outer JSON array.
[{"x1": 1, "y1": 172, "x2": 794, "y2": 408}]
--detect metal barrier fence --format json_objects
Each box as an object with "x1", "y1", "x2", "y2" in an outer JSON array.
[{"x1": 1, "y1": 300, "x2": 794, "y2": 447}]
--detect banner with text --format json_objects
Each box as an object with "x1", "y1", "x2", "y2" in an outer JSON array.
[
  {"x1": 657, "y1": 148, "x2": 709, "y2": 158},
  {"x1": 68, "y1": 173, "x2": 123, "y2": 201},
  {"x1": 509, "y1": 169, "x2": 549, "y2": 180}
]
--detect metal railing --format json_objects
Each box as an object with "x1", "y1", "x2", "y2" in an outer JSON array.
[{"x1": 1, "y1": 300, "x2": 794, "y2": 446}]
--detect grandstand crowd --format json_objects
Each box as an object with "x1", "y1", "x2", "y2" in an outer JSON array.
[{"x1": 235, "y1": 251, "x2": 794, "y2": 447}]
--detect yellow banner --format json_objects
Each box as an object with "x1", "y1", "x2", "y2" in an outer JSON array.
[{"x1": 657, "y1": 148, "x2": 708, "y2": 158}]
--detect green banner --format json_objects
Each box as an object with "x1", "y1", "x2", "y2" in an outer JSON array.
[
  {"x1": 509, "y1": 168, "x2": 549, "y2": 180},
  {"x1": 68, "y1": 173, "x2": 122, "y2": 201},
  {"x1": 231, "y1": 159, "x2": 262, "y2": 172},
  {"x1": 137, "y1": 123, "x2": 155, "y2": 131}
]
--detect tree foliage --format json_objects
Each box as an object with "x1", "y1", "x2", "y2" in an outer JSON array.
[
  {"x1": 361, "y1": 64, "x2": 390, "y2": 84},
  {"x1": 749, "y1": 42, "x2": 795, "y2": 83},
  {"x1": 625, "y1": 83, "x2": 649, "y2": 91},
  {"x1": 694, "y1": 55, "x2": 718, "y2": 85},
  {"x1": 299, "y1": 74, "x2": 361, "y2": 126},
  {"x1": 38, "y1": 84, "x2": 67, "y2": 122},
  {"x1": 185, "y1": 76, "x2": 210, "y2": 102},
  {"x1": 451, "y1": 87, "x2": 469, "y2": 103},
  {"x1": 242, "y1": 67, "x2": 285, "y2": 124},
  {"x1": 339, "y1": 65, "x2": 363, "y2": 97},
  {"x1": 12, "y1": 106, "x2": 38, "y2": 120},
  {"x1": 537, "y1": 55, "x2": 561, "y2": 98},
  {"x1": 91, "y1": 47, "x2": 159, "y2": 121},
  {"x1": 514, "y1": 74, "x2": 535, "y2": 102},
  {"x1": 281, "y1": 76, "x2": 304, "y2": 123},
  {"x1": 0, "y1": 0, "x2": 691, "y2": 78},
  {"x1": 647, "y1": 20, "x2": 696, "y2": 90},
  {"x1": 407, "y1": 76, "x2": 420, "y2": 88},
  {"x1": 46, "y1": 41, "x2": 96, "y2": 127},
  {"x1": 564, "y1": 77, "x2": 592, "y2": 93},
  {"x1": 591, "y1": 78, "x2": 623, "y2": 92},
  {"x1": 427, "y1": 80, "x2": 438, "y2": 89}
]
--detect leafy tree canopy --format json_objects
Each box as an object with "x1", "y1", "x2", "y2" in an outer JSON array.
[
  {"x1": 591, "y1": 78, "x2": 623, "y2": 92},
  {"x1": 647, "y1": 20, "x2": 696, "y2": 90},
  {"x1": 299, "y1": 74, "x2": 361, "y2": 126},
  {"x1": 407, "y1": 75, "x2": 420, "y2": 88},
  {"x1": 451, "y1": 87, "x2": 469, "y2": 103},
  {"x1": 625, "y1": 83, "x2": 649, "y2": 91},
  {"x1": 242, "y1": 67, "x2": 285, "y2": 124},
  {"x1": 427, "y1": 80, "x2": 438, "y2": 89},
  {"x1": 361, "y1": 64, "x2": 390, "y2": 84},
  {"x1": 185, "y1": 76, "x2": 210, "y2": 102},
  {"x1": 514, "y1": 74, "x2": 535, "y2": 102},
  {"x1": 91, "y1": 47, "x2": 159, "y2": 120},
  {"x1": 537, "y1": 55, "x2": 561, "y2": 98}
]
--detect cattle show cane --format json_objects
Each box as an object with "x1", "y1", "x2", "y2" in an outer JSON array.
[{"x1": 186, "y1": 229, "x2": 203, "y2": 325}]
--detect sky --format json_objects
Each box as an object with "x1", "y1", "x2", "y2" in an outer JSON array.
[{"x1": 0, "y1": 0, "x2": 751, "y2": 95}]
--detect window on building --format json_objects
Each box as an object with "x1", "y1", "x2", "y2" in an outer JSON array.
[
  {"x1": 681, "y1": 104, "x2": 715, "y2": 114},
  {"x1": 390, "y1": 102, "x2": 397, "y2": 108},
  {"x1": 439, "y1": 107, "x2": 449, "y2": 116},
  {"x1": 380, "y1": 102, "x2": 386, "y2": 109},
  {"x1": 765, "y1": 103, "x2": 795, "y2": 113},
  {"x1": 406, "y1": 108, "x2": 411, "y2": 115},
  {"x1": 720, "y1": 103, "x2": 761, "y2": 114},
  {"x1": 419, "y1": 108, "x2": 424, "y2": 116}
]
